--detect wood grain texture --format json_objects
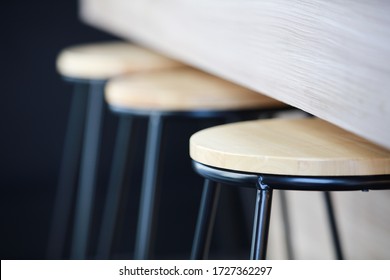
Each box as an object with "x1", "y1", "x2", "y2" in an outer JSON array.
[
  {"x1": 81, "y1": 0, "x2": 390, "y2": 149},
  {"x1": 190, "y1": 118, "x2": 390, "y2": 176},
  {"x1": 56, "y1": 41, "x2": 182, "y2": 79},
  {"x1": 105, "y1": 68, "x2": 286, "y2": 111}
]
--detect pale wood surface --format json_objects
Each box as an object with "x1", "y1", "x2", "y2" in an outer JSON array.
[
  {"x1": 81, "y1": 0, "x2": 390, "y2": 149},
  {"x1": 105, "y1": 68, "x2": 286, "y2": 111},
  {"x1": 56, "y1": 41, "x2": 182, "y2": 79},
  {"x1": 190, "y1": 118, "x2": 390, "y2": 176}
]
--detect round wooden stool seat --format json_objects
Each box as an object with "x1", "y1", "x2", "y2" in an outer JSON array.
[
  {"x1": 56, "y1": 41, "x2": 182, "y2": 80},
  {"x1": 190, "y1": 118, "x2": 390, "y2": 176},
  {"x1": 105, "y1": 68, "x2": 286, "y2": 112}
]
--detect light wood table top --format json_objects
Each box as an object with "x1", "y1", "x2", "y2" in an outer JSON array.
[
  {"x1": 80, "y1": 0, "x2": 390, "y2": 149},
  {"x1": 190, "y1": 118, "x2": 390, "y2": 176}
]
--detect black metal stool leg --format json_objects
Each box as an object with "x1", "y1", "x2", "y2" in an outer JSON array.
[
  {"x1": 134, "y1": 114, "x2": 165, "y2": 260},
  {"x1": 96, "y1": 116, "x2": 134, "y2": 259},
  {"x1": 250, "y1": 180, "x2": 273, "y2": 260},
  {"x1": 70, "y1": 81, "x2": 105, "y2": 259},
  {"x1": 323, "y1": 192, "x2": 344, "y2": 260},
  {"x1": 279, "y1": 190, "x2": 294, "y2": 259},
  {"x1": 47, "y1": 84, "x2": 88, "y2": 259},
  {"x1": 191, "y1": 179, "x2": 221, "y2": 260}
]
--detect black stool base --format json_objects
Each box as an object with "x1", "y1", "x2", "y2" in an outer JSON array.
[{"x1": 191, "y1": 161, "x2": 390, "y2": 260}]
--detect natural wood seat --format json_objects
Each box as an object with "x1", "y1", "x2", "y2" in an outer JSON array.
[
  {"x1": 190, "y1": 118, "x2": 390, "y2": 176},
  {"x1": 105, "y1": 68, "x2": 286, "y2": 111},
  {"x1": 56, "y1": 41, "x2": 182, "y2": 80}
]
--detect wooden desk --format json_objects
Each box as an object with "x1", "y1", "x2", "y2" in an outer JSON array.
[{"x1": 80, "y1": 0, "x2": 390, "y2": 149}]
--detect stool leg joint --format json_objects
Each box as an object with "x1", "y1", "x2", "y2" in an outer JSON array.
[
  {"x1": 251, "y1": 176, "x2": 273, "y2": 260},
  {"x1": 258, "y1": 176, "x2": 271, "y2": 191}
]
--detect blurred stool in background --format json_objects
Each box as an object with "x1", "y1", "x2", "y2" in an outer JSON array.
[
  {"x1": 189, "y1": 118, "x2": 390, "y2": 259},
  {"x1": 47, "y1": 41, "x2": 182, "y2": 259},
  {"x1": 101, "y1": 68, "x2": 289, "y2": 259}
]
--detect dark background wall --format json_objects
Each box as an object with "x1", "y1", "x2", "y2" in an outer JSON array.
[
  {"x1": 0, "y1": 1, "x2": 250, "y2": 259},
  {"x1": 0, "y1": 0, "x2": 115, "y2": 259}
]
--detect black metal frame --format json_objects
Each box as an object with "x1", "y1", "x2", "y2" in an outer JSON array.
[
  {"x1": 95, "y1": 116, "x2": 135, "y2": 259},
  {"x1": 191, "y1": 161, "x2": 390, "y2": 260},
  {"x1": 191, "y1": 180, "x2": 221, "y2": 259},
  {"x1": 108, "y1": 105, "x2": 284, "y2": 119},
  {"x1": 47, "y1": 83, "x2": 88, "y2": 259},
  {"x1": 70, "y1": 81, "x2": 105, "y2": 259},
  {"x1": 47, "y1": 78, "x2": 106, "y2": 260}
]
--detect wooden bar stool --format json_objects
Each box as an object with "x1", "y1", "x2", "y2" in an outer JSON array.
[
  {"x1": 48, "y1": 41, "x2": 181, "y2": 259},
  {"x1": 190, "y1": 118, "x2": 390, "y2": 259},
  {"x1": 101, "y1": 68, "x2": 289, "y2": 259}
]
